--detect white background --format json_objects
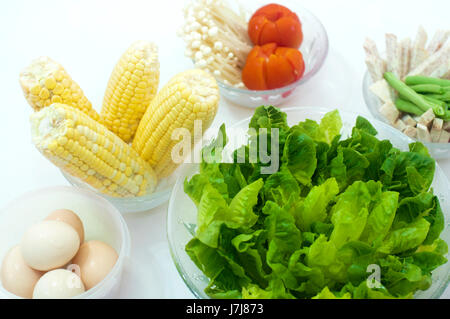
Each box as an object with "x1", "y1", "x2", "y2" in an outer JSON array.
[{"x1": 0, "y1": 0, "x2": 449, "y2": 298}]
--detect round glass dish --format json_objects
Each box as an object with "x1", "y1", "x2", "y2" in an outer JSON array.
[
  {"x1": 362, "y1": 70, "x2": 450, "y2": 159},
  {"x1": 216, "y1": 0, "x2": 329, "y2": 108},
  {"x1": 0, "y1": 185, "x2": 131, "y2": 299},
  {"x1": 167, "y1": 106, "x2": 450, "y2": 299},
  {"x1": 63, "y1": 171, "x2": 177, "y2": 214}
]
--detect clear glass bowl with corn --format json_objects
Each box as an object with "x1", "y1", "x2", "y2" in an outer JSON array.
[{"x1": 21, "y1": 42, "x2": 220, "y2": 213}]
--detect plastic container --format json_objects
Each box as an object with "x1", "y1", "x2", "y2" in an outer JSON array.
[
  {"x1": 63, "y1": 171, "x2": 177, "y2": 214},
  {"x1": 167, "y1": 106, "x2": 450, "y2": 299},
  {"x1": 217, "y1": 0, "x2": 329, "y2": 108},
  {"x1": 0, "y1": 186, "x2": 131, "y2": 299},
  {"x1": 362, "y1": 70, "x2": 450, "y2": 159}
]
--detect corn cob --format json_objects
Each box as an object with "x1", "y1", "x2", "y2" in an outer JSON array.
[
  {"x1": 30, "y1": 103, "x2": 157, "y2": 198},
  {"x1": 132, "y1": 69, "x2": 219, "y2": 178},
  {"x1": 100, "y1": 41, "x2": 160, "y2": 143},
  {"x1": 19, "y1": 56, "x2": 100, "y2": 121}
]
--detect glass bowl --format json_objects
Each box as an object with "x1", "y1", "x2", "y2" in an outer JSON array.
[
  {"x1": 167, "y1": 106, "x2": 450, "y2": 299},
  {"x1": 216, "y1": 0, "x2": 329, "y2": 108},
  {"x1": 63, "y1": 171, "x2": 177, "y2": 214},
  {"x1": 362, "y1": 70, "x2": 450, "y2": 159},
  {"x1": 0, "y1": 185, "x2": 131, "y2": 299}
]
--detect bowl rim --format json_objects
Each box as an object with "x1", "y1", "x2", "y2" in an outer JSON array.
[
  {"x1": 166, "y1": 162, "x2": 204, "y2": 299},
  {"x1": 362, "y1": 69, "x2": 450, "y2": 151},
  {"x1": 167, "y1": 106, "x2": 450, "y2": 299},
  {"x1": 62, "y1": 171, "x2": 175, "y2": 214},
  {"x1": 216, "y1": 4, "x2": 329, "y2": 95},
  {"x1": 0, "y1": 185, "x2": 131, "y2": 299}
]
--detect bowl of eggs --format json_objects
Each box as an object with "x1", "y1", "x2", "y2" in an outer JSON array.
[{"x1": 0, "y1": 186, "x2": 130, "y2": 299}]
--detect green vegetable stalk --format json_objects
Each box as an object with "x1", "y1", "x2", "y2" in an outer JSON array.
[
  {"x1": 409, "y1": 84, "x2": 444, "y2": 94},
  {"x1": 405, "y1": 75, "x2": 450, "y2": 87},
  {"x1": 426, "y1": 92, "x2": 450, "y2": 102},
  {"x1": 423, "y1": 95, "x2": 448, "y2": 109},
  {"x1": 443, "y1": 110, "x2": 450, "y2": 121},
  {"x1": 394, "y1": 99, "x2": 424, "y2": 116}
]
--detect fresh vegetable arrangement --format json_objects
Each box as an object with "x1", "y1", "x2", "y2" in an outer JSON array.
[
  {"x1": 19, "y1": 42, "x2": 220, "y2": 198},
  {"x1": 180, "y1": 1, "x2": 306, "y2": 90},
  {"x1": 184, "y1": 105, "x2": 448, "y2": 299},
  {"x1": 364, "y1": 27, "x2": 450, "y2": 144}
]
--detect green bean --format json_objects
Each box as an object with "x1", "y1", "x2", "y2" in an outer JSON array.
[
  {"x1": 405, "y1": 75, "x2": 450, "y2": 87},
  {"x1": 442, "y1": 110, "x2": 450, "y2": 121},
  {"x1": 395, "y1": 98, "x2": 424, "y2": 116},
  {"x1": 423, "y1": 95, "x2": 448, "y2": 108},
  {"x1": 409, "y1": 84, "x2": 444, "y2": 94},
  {"x1": 425, "y1": 93, "x2": 450, "y2": 102},
  {"x1": 384, "y1": 72, "x2": 445, "y2": 116}
]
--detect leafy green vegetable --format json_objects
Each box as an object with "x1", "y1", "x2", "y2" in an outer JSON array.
[
  {"x1": 282, "y1": 131, "x2": 317, "y2": 185},
  {"x1": 312, "y1": 286, "x2": 351, "y2": 299},
  {"x1": 355, "y1": 116, "x2": 378, "y2": 136},
  {"x1": 249, "y1": 105, "x2": 289, "y2": 132},
  {"x1": 360, "y1": 191, "x2": 399, "y2": 243},
  {"x1": 184, "y1": 106, "x2": 448, "y2": 299},
  {"x1": 194, "y1": 179, "x2": 263, "y2": 247},
  {"x1": 378, "y1": 218, "x2": 430, "y2": 254},
  {"x1": 329, "y1": 181, "x2": 372, "y2": 248},
  {"x1": 293, "y1": 109, "x2": 342, "y2": 144},
  {"x1": 294, "y1": 178, "x2": 339, "y2": 232}
]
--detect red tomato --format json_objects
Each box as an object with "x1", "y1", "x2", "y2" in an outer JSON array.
[
  {"x1": 242, "y1": 43, "x2": 305, "y2": 90},
  {"x1": 248, "y1": 3, "x2": 303, "y2": 48}
]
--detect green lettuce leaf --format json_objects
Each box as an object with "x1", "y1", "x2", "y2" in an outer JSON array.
[
  {"x1": 195, "y1": 179, "x2": 263, "y2": 247},
  {"x1": 312, "y1": 286, "x2": 351, "y2": 299},
  {"x1": 306, "y1": 235, "x2": 346, "y2": 282},
  {"x1": 378, "y1": 218, "x2": 430, "y2": 254},
  {"x1": 242, "y1": 279, "x2": 296, "y2": 299},
  {"x1": 263, "y1": 166, "x2": 300, "y2": 206},
  {"x1": 316, "y1": 109, "x2": 343, "y2": 144},
  {"x1": 355, "y1": 116, "x2": 378, "y2": 136},
  {"x1": 329, "y1": 181, "x2": 371, "y2": 248},
  {"x1": 292, "y1": 110, "x2": 342, "y2": 144},
  {"x1": 249, "y1": 105, "x2": 289, "y2": 132},
  {"x1": 282, "y1": 131, "x2": 317, "y2": 185},
  {"x1": 294, "y1": 178, "x2": 339, "y2": 232},
  {"x1": 360, "y1": 191, "x2": 399, "y2": 243}
]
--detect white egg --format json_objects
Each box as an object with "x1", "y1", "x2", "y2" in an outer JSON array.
[
  {"x1": 0, "y1": 246, "x2": 43, "y2": 298},
  {"x1": 32, "y1": 269, "x2": 85, "y2": 299},
  {"x1": 21, "y1": 220, "x2": 80, "y2": 271}
]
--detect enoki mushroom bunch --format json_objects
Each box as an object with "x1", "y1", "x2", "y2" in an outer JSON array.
[{"x1": 179, "y1": 0, "x2": 253, "y2": 88}]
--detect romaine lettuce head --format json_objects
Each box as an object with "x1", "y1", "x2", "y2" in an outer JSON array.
[{"x1": 183, "y1": 106, "x2": 447, "y2": 299}]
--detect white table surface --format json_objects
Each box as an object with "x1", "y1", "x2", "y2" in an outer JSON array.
[{"x1": 0, "y1": 0, "x2": 449, "y2": 299}]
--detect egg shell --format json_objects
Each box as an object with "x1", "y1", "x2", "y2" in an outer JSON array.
[
  {"x1": 21, "y1": 220, "x2": 80, "y2": 271},
  {"x1": 45, "y1": 209, "x2": 85, "y2": 243},
  {"x1": 32, "y1": 269, "x2": 85, "y2": 299},
  {"x1": 71, "y1": 240, "x2": 118, "y2": 290},
  {"x1": 1, "y1": 246, "x2": 43, "y2": 298}
]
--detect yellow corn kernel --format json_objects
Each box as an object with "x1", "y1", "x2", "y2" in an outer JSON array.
[
  {"x1": 132, "y1": 69, "x2": 219, "y2": 178},
  {"x1": 30, "y1": 103, "x2": 157, "y2": 198},
  {"x1": 100, "y1": 41, "x2": 160, "y2": 143},
  {"x1": 19, "y1": 56, "x2": 100, "y2": 121}
]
